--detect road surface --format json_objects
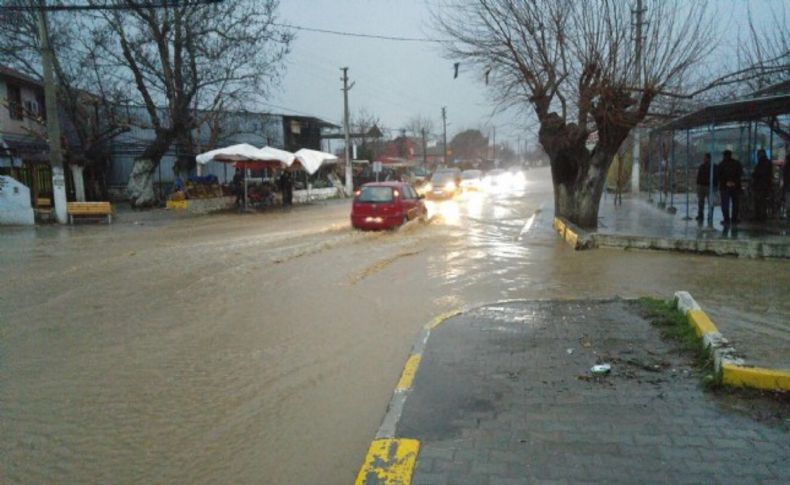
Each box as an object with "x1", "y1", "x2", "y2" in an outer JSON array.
[{"x1": 1, "y1": 167, "x2": 787, "y2": 483}]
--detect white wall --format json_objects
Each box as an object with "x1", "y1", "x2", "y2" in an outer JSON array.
[{"x1": 0, "y1": 175, "x2": 34, "y2": 225}]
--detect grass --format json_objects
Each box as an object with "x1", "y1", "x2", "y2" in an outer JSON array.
[{"x1": 636, "y1": 297, "x2": 717, "y2": 384}]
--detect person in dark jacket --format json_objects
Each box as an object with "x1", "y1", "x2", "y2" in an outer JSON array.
[
  {"x1": 717, "y1": 150, "x2": 743, "y2": 226},
  {"x1": 232, "y1": 167, "x2": 244, "y2": 208},
  {"x1": 695, "y1": 153, "x2": 717, "y2": 221},
  {"x1": 278, "y1": 169, "x2": 294, "y2": 206},
  {"x1": 751, "y1": 149, "x2": 773, "y2": 222}
]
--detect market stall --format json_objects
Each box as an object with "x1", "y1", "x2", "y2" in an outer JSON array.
[{"x1": 191, "y1": 144, "x2": 294, "y2": 211}]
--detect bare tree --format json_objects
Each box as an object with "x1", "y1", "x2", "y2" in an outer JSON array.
[
  {"x1": 406, "y1": 115, "x2": 435, "y2": 162},
  {"x1": 436, "y1": 0, "x2": 714, "y2": 228},
  {"x1": 91, "y1": 0, "x2": 292, "y2": 207},
  {"x1": 350, "y1": 108, "x2": 384, "y2": 161},
  {"x1": 0, "y1": 0, "x2": 129, "y2": 199},
  {"x1": 738, "y1": 5, "x2": 790, "y2": 143}
]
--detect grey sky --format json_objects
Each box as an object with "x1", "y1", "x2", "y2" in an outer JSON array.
[{"x1": 270, "y1": 0, "x2": 787, "y2": 149}]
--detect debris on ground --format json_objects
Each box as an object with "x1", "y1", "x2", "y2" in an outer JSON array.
[{"x1": 591, "y1": 363, "x2": 611, "y2": 375}]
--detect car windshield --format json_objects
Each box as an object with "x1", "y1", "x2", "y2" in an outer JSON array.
[
  {"x1": 431, "y1": 172, "x2": 456, "y2": 184},
  {"x1": 462, "y1": 170, "x2": 482, "y2": 179},
  {"x1": 487, "y1": 169, "x2": 505, "y2": 177},
  {"x1": 357, "y1": 186, "x2": 393, "y2": 202}
]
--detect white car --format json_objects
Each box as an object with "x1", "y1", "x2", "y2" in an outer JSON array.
[{"x1": 460, "y1": 169, "x2": 483, "y2": 191}]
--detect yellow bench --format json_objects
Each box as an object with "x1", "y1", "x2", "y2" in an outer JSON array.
[{"x1": 67, "y1": 201, "x2": 113, "y2": 224}]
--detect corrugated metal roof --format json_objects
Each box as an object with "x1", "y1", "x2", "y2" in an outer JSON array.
[{"x1": 658, "y1": 93, "x2": 790, "y2": 131}]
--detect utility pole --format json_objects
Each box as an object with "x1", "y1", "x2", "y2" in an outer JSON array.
[
  {"x1": 341, "y1": 67, "x2": 354, "y2": 195},
  {"x1": 421, "y1": 128, "x2": 427, "y2": 164},
  {"x1": 631, "y1": 0, "x2": 645, "y2": 194},
  {"x1": 37, "y1": 6, "x2": 67, "y2": 224},
  {"x1": 441, "y1": 107, "x2": 447, "y2": 166},
  {"x1": 492, "y1": 126, "x2": 497, "y2": 165}
]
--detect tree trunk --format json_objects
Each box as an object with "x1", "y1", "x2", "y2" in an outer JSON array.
[
  {"x1": 127, "y1": 130, "x2": 176, "y2": 208},
  {"x1": 552, "y1": 150, "x2": 613, "y2": 230},
  {"x1": 127, "y1": 158, "x2": 157, "y2": 208},
  {"x1": 69, "y1": 164, "x2": 86, "y2": 202}
]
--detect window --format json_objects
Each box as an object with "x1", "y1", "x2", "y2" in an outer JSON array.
[
  {"x1": 6, "y1": 84, "x2": 23, "y2": 120},
  {"x1": 401, "y1": 185, "x2": 416, "y2": 200},
  {"x1": 357, "y1": 186, "x2": 393, "y2": 202}
]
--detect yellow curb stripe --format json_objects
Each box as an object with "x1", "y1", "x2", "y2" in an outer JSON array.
[
  {"x1": 722, "y1": 363, "x2": 790, "y2": 391},
  {"x1": 355, "y1": 438, "x2": 420, "y2": 485},
  {"x1": 687, "y1": 309, "x2": 719, "y2": 337},
  {"x1": 396, "y1": 354, "x2": 422, "y2": 391},
  {"x1": 426, "y1": 309, "x2": 463, "y2": 330}
]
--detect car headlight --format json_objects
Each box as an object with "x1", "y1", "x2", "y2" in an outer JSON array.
[{"x1": 444, "y1": 181, "x2": 456, "y2": 191}]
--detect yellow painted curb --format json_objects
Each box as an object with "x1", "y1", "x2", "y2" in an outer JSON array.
[
  {"x1": 396, "y1": 354, "x2": 422, "y2": 391},
  {"x1": 166, "y1": 199, "x2": 188, "y2": 210},
  {"x1": 355, "y1": 438, "x2": 420, "y2": 485},
  {"x1": 721, "y1": 363, "x2": 790, "y2": 391},
  {"x1": 687, "y1": 309, "x2": 719, "y2": 337},
  {"x1": 553, "y1": 217, "x2": 581, "y2": 248},
  {"x1": 425, "y1": 309, "x2": 463, "y2": 330}
]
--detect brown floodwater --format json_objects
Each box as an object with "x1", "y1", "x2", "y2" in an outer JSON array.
[{"x1": 1, "y1": 167, "x2": 787, "y2": 484}]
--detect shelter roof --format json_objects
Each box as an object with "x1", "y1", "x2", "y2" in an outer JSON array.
[{"x1": 659, "y1": 93, "x2": 790, "y2": 131}]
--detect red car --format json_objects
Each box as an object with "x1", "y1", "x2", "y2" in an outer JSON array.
[{"x1": 351, "y1": 181, "x2": 427, "y2": 230}]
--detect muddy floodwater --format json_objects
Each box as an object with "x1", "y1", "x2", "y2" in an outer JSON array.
[{"x1": 1, "y1": 167, "x2": 787, "y2": 484}]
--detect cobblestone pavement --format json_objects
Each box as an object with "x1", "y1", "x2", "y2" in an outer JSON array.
[{"x1": 396, "y1": 300, "x2": 789, "y2": 484}]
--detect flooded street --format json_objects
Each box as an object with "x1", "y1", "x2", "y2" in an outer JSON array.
[{"x1": 1, "y1": 167, "x2": 787, "y2": 484}]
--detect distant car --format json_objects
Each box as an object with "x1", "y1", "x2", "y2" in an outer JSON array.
[
  {"x1": 351, "y1": 181, "x2": 426, "y2": 230},
  {"x1": 426, "y1": 169, "x2": 461, "y2": 199},
  {"x1": 483, "y1": 169, "x2": 507, "y2": 189},
  {"x1": 460, "y1": 169, "x2": 483, "y2": 191}
]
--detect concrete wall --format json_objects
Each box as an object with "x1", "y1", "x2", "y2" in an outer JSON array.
[
  {"x1": 293, "y1": 187, "x2": 340, "y2": 204},
  {"x1": 0, "y1": 175, "x2": 34, "y2": 225}
]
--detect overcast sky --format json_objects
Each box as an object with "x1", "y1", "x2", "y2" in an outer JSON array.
[{"x1": 270, "y1": 0, "x2": 786, "y2": 149}]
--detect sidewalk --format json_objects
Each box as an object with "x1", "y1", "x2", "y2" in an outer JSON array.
[
  {"x1": 593, "y1": 193, "x2": 790, "y2": 258},
  {"x1": 388, "y1": 301, "x2": 788, "y2": 484}
]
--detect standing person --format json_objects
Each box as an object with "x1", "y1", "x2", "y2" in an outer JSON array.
[
  {"x1": 751, "y1": 149, "x2": 773, "y2": 222},
  {"x1": 278, "y1": 169, "x2": 293, "y2": 207},
  {"x1": 717, "y1": 150, "x2": 743, "y2": 226},
  {"x1": 783, "y1": 153, "x2": 790, "y2": 222},
  {"x1": 695, "y1": 153, "x2": 716, "y2": 222},
  {"x1": 232, "y1": 167, "x2": 244, "y2": 208}
]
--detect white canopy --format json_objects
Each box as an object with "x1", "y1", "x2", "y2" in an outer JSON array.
[
  {"x1": 294, "y1": 148, "x2": 338, "y2": 175},
  {"x1": 196, "y1": 143, "x2": 264, "y2": 165},
  {"x1": 258, "y1": 146, "x2": 296, "y2": 166}
]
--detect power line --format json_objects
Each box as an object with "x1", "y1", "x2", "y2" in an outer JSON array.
[
  {"x1": 274, "y1": 22, "x2": 446, "y2": 44},
  {"x1": 0, "y1": 0, "x2": 223, "y2": 12}
]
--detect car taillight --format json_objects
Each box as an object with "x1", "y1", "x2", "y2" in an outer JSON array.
[{"x1": 393, "y1": 190, "x2": 400, "y2": 198}]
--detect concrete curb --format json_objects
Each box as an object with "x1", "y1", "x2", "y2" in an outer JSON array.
[
  {"x1": 552, "y1": 217, "x2": 595, "y2": 250},
  {"x1": 552, "y1": 217, "x2": 790, "y2": 259},
  {"x1": 673, "y1": 291, "x2": 790, "y2": 391},
  {"x1": 597, "y1": 233, "x2": 790, "y2": 259},
  {"x1": 355, "y1": 308, "x2": 465, "y2": 484}
]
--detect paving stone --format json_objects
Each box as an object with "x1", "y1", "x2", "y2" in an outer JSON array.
[{"x1": 401, "y1": 301, "x2": 789, "y2": 485}]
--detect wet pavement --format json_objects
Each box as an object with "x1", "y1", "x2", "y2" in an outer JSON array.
[
  {"x1": 400, "y1": 300, "x2": 789, "y2": 484},
  {"x1": 1, "y1": 166, "x2": 788, "y2": 483},
  {"x1": 597, "y1": 192, "x2": 790, "y2": 242}
]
